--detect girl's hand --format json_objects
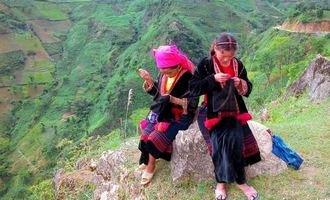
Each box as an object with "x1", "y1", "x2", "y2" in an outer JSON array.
[
  {"x1": 232, "y1": 77, "x2": 241, "y2": 87},
  {"x1": 139, "y1": 68, "x2": 153, "y2": 84},
  {"x1": 214, "y1": 73, "x2": 231, "y2": 84}
]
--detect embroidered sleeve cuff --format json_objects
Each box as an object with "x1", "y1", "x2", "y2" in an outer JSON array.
[{"x1": 236, "y1": 79, "x2": 248, "y2": 96}]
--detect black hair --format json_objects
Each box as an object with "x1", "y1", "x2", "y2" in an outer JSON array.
[{"x1": 210, "y1": 32, "x2": 238, "y2": 56}]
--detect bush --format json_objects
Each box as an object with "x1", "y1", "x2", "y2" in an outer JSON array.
[
  {"x1": 0, "y1": 50, "x2": 25, "y2": 74},
  {"x1": 30, "y1": 179, "x2": 55, "y2": 200},
  {"x1": 43, "y1": 42, "x2": 63, "y2": 56}
]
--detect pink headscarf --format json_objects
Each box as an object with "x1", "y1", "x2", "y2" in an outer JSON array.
[{"x1": 152, "y1": 45, "x2": 194, "y2": 74}]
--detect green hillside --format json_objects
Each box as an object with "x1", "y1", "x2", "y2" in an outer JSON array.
[
  {"x1": 243, "y1": 28, "x2": 330, "y2": 111},
  {"x1": 1, "y1": 0, "x2": 329, "y2": 199},
  {"x1": 287, "y1": 0, "x2": 330, "y2": 23}
]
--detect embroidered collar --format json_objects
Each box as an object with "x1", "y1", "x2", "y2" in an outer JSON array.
[
  {"x1": 160, "y1": 69, "x2": 187, "y2": 95},
  {"x1": 212, "y1": 56, "x2": 238, "y2": 77}
]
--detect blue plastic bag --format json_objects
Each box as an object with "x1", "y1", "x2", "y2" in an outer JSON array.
[{"x1": 272, "y1": 134, "x2": 304, "y2": 170}]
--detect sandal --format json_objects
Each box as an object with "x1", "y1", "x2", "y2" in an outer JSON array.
[
  {"x1": 141, "y1": 170, "x2": 155, "y2": 185},
  {"x1": 215, "y1": 189, "x2": 227, "y2": 200}
]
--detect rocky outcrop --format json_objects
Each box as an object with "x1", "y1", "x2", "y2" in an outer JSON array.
[
  {"x1": 289, "y1": 55, "x2": 330, "y2": 101},
  {"x1": 54, "y1": 122, "x2": 287, "y2": 199},
  {"x1": 93, "y1": 150, "x2": 144, "y2": 200},
  {"x1": 53, "y1": 168, "x2": 95, "y2": 200},
  {"x1": 53, "y1": 147, "x2": 145, "y2": 200}
]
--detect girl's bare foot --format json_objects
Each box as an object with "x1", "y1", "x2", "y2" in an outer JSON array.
[
  {"x1": 145, "y1": 163, "x2": 155, "y2": 174},
  {"x1": 236, "y1": 183, "x2": 259, "y2": 200},
  {"x1": 215, "y1": 183, "x2": 227, "y2": 200}
]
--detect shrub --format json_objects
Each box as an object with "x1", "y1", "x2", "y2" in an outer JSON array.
[{"x1": 0, "y1": 50, "x2": 25, "y2": 74}]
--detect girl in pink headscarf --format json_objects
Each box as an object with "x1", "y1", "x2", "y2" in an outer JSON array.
[{"x1": 137, "y1": 45, "x2": 198, "y2": 185}]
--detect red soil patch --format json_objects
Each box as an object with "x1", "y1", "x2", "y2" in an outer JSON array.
[
  {"x1": 27, "y1": 85, "x2": 44, "y2": 98},
  {"x1": 0, "y1": 84, "x2": 43, "y2": 120},
  {"x1": 25, "y1": 50, "x2": 51, "y2": 71},
  {"x1": 62, "y1": 112, "x2": 75, "y2": 120},
  {"x1": 0, "y1": 3, "x2": 9, "y2": 12},
  {"x1": 13, "y1": 69, "x2": 23, "y2": 84},
  {"x1": 0, "y1": 87, "x2": 13, "y2": 121},
  {"x1": 0, "y1": 3, "x2": 9, "y2": 13},
  {"x1": 0, "y1": 34, "x2": 21, "y2": 53},
  {"x1": 0, "y1": 87, "x2": 14, "y2": 102},
  {"x1": 0, "y1": 102, "x2": 11, "y2": 121},
  {"x1": 27, "y1": 19, "x2": 72, "y2": 43}
]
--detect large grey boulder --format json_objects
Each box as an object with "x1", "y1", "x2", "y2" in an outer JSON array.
[
  {"x1": 171, "y1": 122, "x2": 214, "y2": 182},
  {"x1": 171, "y1": 120, "x2": 287, "y2": 182},
  {"x1": 289, "y1": 55, "x2": 330, "y2": 100}
]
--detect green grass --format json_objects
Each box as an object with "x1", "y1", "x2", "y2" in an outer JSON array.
[
  {"x1": 23, "y1": 71, "x2": 53, "y2": 84},
  {"x1": 264, "y1": 96, "x2": 330, "y2": 198},
  {"x1": 323, "y1": 10, "x2": 330, "y2": 20},
  {"x1": 33, "y1": 59, "x2": 55, "y2": 71},
  {"x1": 15, "y1": 33, "x2": 43, "y2": 51},
  {"x1": 10, "y1": 123, "x2": 45, "y2": 173},
  {"x1": 47, "y1": 0, "x2": 92, "y2": 2},
  {"x1": 33, "y1": 1, "x2": 68, "y2": 21}
]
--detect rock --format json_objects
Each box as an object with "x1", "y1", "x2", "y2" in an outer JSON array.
[
  {"x1": 245, "y1": 153, "x2": 287, "y2": 177},
  {"x1": 90, "y1": 159, "x2": 98, "y2": 171},
  {"x1": 75, "y1": 157, "x2": 90, "y2": 170},
  {"x1": 93, "y1": 150, "x2": 144, "y2": 200},
  {"x1": 171, "y1": 120, "x2": 287, "y2": 181},
  {"x1": 96, "y1": 151, "x2": 126, "y2": 181},
  {"x1": 94, "y1": 182, "x2": 120, "y2": 200},
  {"x1": 289, "y1": 55, "x2": 330, "y2": 101},
  {"x1": 171, "y1": 122, "x2": 214, "y2": 182},
  {"x1": 53, "y1": 168, "x2": 65, "y2": 199},
  {"x1": 245, "y1": 121, "x2": 287, "y2": 177},
  {"x1": 52, "y1": 169, "x2": 95, "y2": 200},
  {"x1": 246, "y1": 121, "x2": 273, "y2": 159}
]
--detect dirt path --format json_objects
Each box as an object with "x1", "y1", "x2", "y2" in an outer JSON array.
[
  {"x1": 274, "y1": 21, "x2": 330, "y2": 36},
  {"x1": 274, "y1": 26, "x2": 329, "y2": 36}
]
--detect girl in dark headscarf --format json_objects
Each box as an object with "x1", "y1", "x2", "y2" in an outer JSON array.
[
  {"x1": 189, "y1": 33, "x2": 261, "y2": 200},
  {"x1": 138, "y1": 45, "x2": 198, "y2": 185}
]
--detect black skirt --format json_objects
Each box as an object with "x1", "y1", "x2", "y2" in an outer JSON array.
[{"x1": 210, "y1": 117, "x2": 246, "y2": 184}]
